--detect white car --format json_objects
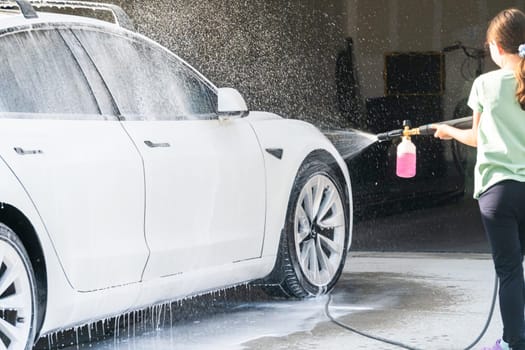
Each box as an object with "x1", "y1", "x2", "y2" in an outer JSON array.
[{"x1": 0, "y1": 1, "x2": 352, "y2": 348}]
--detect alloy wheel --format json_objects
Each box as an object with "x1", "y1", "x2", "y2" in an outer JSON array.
[
  {"x1": 294, "y1": 174, "x2": 346, "y2": 287},
  {"x1": 0, "y1": 238, "x2": 33, "y2": 350}
]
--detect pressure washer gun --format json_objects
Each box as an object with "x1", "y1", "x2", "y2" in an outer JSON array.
[
  {"x1": 376, "y1": 116, "x2": 473, "y2": 178},
  {"x1": 376, "y1": 120, "x2": 437, "y2": 143}
]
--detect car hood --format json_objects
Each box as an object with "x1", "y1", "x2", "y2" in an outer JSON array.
[{"x1": 245, "y1": 111, "x2": 283, "y2": 122}]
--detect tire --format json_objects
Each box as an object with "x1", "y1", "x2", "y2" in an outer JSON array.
[
  {"x1": 265, "y1": 158, "x2": 350, "y2": 298},
  {"x1": 0, "y1": 224, "x2": 38, "y2": 350}
]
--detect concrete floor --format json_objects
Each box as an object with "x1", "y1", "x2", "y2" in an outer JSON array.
[
  {"x1": 34, "y1": 196, "x2": 503, "y2": 350},
  {"x1": 40, "y1": 252, "x2": 500, "y2": 350},
  {"x1": 353, "y1": 196, "x2": 488, "y2": 253},
  {"x1": 244, "y1": 252, "x2": 500, "y2": 350}
]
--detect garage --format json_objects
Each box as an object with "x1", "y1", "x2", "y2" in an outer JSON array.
[{"x1": 0, "y1": 1, "x2": 524, "y2": 349}]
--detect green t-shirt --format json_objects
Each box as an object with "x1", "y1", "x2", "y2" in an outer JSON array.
[{"x1": 468, "y1": 68, "x2": 525, "y2": 199}]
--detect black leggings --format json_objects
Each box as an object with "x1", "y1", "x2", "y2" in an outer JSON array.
[{"x1": 479, "y1": 180, "x2": 525, "y2": 349}]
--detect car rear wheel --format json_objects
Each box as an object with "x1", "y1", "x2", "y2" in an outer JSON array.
[
  {"x1": 265, "y1": 159, "x2": 350, "y2": 298},
  {"x1": 0, "y1": 224, "x2": 38, "y2": 350}
]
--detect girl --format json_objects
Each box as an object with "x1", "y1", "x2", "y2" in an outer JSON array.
[{"x1": 434, "y1": 8, "x2": 525, "y2": 350}]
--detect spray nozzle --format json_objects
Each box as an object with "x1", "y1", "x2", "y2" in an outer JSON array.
[
  {"x1": 376, "y1": 128, "x2": 404, "y2": 142},
  {"x1": 377, "y1": 120, "x2": 436, "y2": 142}
]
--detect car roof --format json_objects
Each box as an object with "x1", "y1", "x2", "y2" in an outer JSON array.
[
  {"x1": 0, "y1": 9, "x2": 18, "y2": 17},
  {"x1": 0, "y1": 10, "x2": 120, "y2": 32},
  {"x1": 0, "y1": 0, "x2": 135, "y2": 29},
  {"x1": 0, "y1": 9, "x2": 218, "y2": 91}
]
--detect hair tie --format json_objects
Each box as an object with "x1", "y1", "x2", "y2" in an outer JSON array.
[{"x1": 519, "y1": 44, "x2": 525, "y2": 58}]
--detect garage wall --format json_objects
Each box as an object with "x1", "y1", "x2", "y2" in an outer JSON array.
[
  {"x1": 345, "y1": 0, "x2": 525, "y2": 120},
  {"x1": 104, "y1": 1, "x2": 349, "y2": 128}
]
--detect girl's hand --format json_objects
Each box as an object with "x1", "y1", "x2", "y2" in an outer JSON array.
[{"x1": 431, "y1": 124, "x2": 453, "y2": 140}]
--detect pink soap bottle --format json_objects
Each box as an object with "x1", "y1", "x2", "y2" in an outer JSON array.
[{"x1": 396, "y1": 121, "x2": 416, "y2": 178}]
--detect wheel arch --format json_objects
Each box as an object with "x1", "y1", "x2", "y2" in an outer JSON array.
[
  {"x1": 302, "y1": 149, "x2": 352, "y2": 212},
  {"x1": 290, "y1": 149, "x2": 353, "y2": 251},
  {"x1": 250, "y1": 117, "x2": 353, "y2": 261},
  {"x1": 257, "y1": 149, "x2": 352, "y2": 296},
  {"x1": 0, "y1": 203, "x2": 47, "y2": 336},
  {"x1": 285, "y1": 148, "x2": 353, "y2": 254}
]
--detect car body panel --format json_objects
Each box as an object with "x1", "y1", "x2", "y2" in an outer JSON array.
[
  {"x1": 246, "y1": 113, "x2": 353, "y2": 260},
  {"x1": 0, "y1": 142, "x2": 137, "y2": 335},
  {"x1": 0, "y1": 117, "x2": 149, "y2": 291},
  {"x1": 121, "y1": 118, "x2": 267, "y2": 280},
  {"x1": 37, "y1": 113, "x2": 352, "y2": 334}
]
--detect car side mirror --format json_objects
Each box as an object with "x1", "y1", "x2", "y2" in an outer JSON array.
[{"x1": 217, "y1": 88, "x2": 249, "y2": 119}]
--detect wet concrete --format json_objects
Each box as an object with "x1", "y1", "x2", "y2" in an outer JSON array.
[
  {"x1": 40, "y1": 252, "x2": 500, "y2": 350},
  {"x1": 36, "y1": 197, "x2": 499, "y2": 350},
  {"x1": 242, "y1": 252, "x2": 499, "y2": 350}
]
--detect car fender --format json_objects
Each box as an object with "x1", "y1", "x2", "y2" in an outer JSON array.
[
  {"x1": 0, "y1": 154, "x2": 84, "y2": 332},
  {"x1": 247, "y1": 112, "x2": 353, "y2": 267}
]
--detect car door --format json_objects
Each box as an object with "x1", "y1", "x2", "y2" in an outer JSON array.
[
  {"x1": 74, "y1": 27, "x2": 266, "y2": 279},
  {"x1": 0, "y1": 28, "x2": 148, "y2": 291}
]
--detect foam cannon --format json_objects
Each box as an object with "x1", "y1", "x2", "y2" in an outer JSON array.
[{"x1": 376, "y1": 116, "x2": 473, "y2": 178}]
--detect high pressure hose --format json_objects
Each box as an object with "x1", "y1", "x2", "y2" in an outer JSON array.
[
  {"x1": 325, "y1": 116, "x2": 498, "y2": 349},
  {"x1": 325, "y1": 273, "x2": 498, "y2": 350}
]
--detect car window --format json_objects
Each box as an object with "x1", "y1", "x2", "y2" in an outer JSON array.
[
  {"x1": 0, "y1": 29, "x2": 102, "y2": 118},
  {"x1": 59, "y1": 29, "x2": 119, "y2": 117},
  {"x1": 73, "y1": 28, "x2": 217, "y2": 121}
]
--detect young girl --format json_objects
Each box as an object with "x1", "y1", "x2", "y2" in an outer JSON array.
[{"x1": 434, "y1": 8, "x2": 525, "y2": 350}]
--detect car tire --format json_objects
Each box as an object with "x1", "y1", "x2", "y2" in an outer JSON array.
[
  {"x1": 265, "y1": 158, "x2": 350, "y2": 298},
  {"x1": 0, "y1": 224, "x2": 38, "y2": 350}
]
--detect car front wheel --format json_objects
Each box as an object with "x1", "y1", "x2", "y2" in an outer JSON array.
[
  {"x1": 266, "y1": 158, "x2": 350, "y2": 298},
  {"x1": 0, "y1": 224, "x2": 38, "y2": 350}
]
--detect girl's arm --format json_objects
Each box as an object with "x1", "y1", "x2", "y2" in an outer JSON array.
[{"x1": 432, "y1": 111, "x2": 481, "y2": 147}]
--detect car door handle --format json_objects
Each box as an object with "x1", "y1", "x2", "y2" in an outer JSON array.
[
  {"x1": 14, "y1": 147, "x2": 44, "y2": 155},
  {"x1": 144, "y1": 140, "x2": 171, "y2": 148}
]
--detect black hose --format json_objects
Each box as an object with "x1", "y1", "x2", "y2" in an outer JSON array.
[
  {"x1": 463, "y1": 273, "x2": 499, "y2": 350},
  {"x1": 324, "y1": 293, "x2": 422, "y2": 350},
  {"x1": 325, "y1": 273, "x2": 498, "y2": 350},
  {"x1": 419, "y1": 116, "x2": 474, "y2": 132}
]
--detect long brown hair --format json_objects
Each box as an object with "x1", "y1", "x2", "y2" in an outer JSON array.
[{"x1": 487, "y1": 8, "x2": 525, "y2": 110}]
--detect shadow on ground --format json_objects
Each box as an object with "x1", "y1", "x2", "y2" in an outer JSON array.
[{"x1": 353, "y1": 196, "x2": 488, "y2": 253}]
